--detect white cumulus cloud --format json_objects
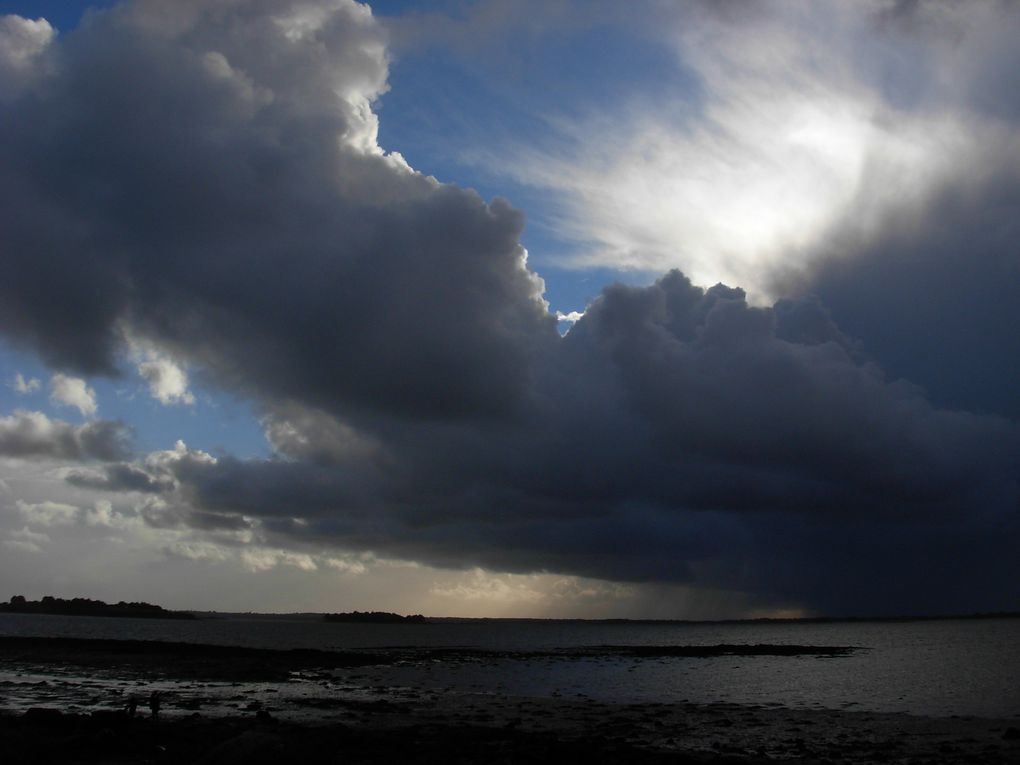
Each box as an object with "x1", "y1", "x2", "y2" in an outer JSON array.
[
  {"x1": 12, "y1": 373, "x2": 40, "y2": 394},
  {"x1": 137, "y1": 355, "x2": 195, "y2": 406},
  {"x1": 555, "y1": 310, "x2": 585, "y2": 324},
  {"x1": 0, "y1": 14, "x2": 54, "y2": 99},
  {"x1": 49, "y1": 374, "x2": 98, "y2": 417}
]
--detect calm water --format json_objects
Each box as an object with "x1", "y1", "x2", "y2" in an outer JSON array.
[{"x1": 1, "y1": 613, "x2": 1018, "y2": 719}]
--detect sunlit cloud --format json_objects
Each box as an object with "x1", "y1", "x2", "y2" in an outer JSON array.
[
  {"x1": 430, "y1": 568, "x2": 547, "y2": 603},
  {"x1": 49, "y1": 374, "x2": 98, "y2": 418},
  {"x1": 15, "y1": 498, "x2": 79, "y2": 526},
  {"x1": 137, "y1": 355, "x2": 195, "y2": 406},
  {"x1": 0, "y1": 14, "x2": 53, "y2": 98},
  {"x1": 2, "y1": 526, "x2": 50, "y2": 554},
  {"x1": 555, "y1": 309, "x2": 584, "y2": 324},
  {"x1": 241, "y1": 548, "x2": 320, "y2": 573}
]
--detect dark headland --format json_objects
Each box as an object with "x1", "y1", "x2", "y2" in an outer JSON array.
[
  {"x1": 323, "y1": 610, "x2": 428, "y2": 624},
  {"x1": 0, "y1": 595, "x2": 196, "y2": 620}
]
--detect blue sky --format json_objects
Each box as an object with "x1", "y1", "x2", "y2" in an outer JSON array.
[
  {"x1": 368, "y1": 1, "x2": 698, "y2": 314},
  {"x1": 1, "y1": 0, "x2": 1018, "y2": 618}
]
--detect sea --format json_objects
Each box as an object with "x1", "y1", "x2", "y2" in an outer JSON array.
[{"x1": 1, "y1": 613, "x2": 1018, "y2": 720}]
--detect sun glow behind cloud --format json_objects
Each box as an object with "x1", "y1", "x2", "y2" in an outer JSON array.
[{"x1": 461, "y1": 1, "x2": 999, "y2": 302}]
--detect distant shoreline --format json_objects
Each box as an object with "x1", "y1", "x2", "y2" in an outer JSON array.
[
  {"x1": 2, "y1": 595, "x2": 1017, "y2": 625},
  {"x1": 487, "y1": 610, "x2": 1020, "y2": 626},
  {"x1": 187, "y1": 610, "x2": 1020, "y2": 626}
]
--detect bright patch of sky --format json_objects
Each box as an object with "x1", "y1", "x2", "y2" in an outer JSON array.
[{"x1": 372, "y1": 0, "x2": 695, "y2": 315}]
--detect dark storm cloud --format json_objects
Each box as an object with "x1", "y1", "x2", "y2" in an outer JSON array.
[
  {"x1": 164, "y1": 273, "x2": 1019, "y2": 612},
  {"x1": 1, "y1": 0, "x2": 1018, "y2": 615},
  {"x1": 867, "y1": 0, "x2": 1020, "y2": 119},
  {"x1": 0, "y1": 410, "x2": 131, "y2": 461},
  {"x1": 789, "y1": 172, "x2": 1020, "y2": 421},
  {"x1": 0, "y1": 0, "x2": 555, "y2": 418}
]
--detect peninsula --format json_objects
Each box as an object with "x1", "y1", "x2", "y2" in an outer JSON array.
[{"x1": 0, "y1": 596, "x2": 196, "y2": 620}]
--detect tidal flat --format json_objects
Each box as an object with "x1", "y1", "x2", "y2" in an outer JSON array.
[{"x1": 2, "y1": 636, "x2": 1019, "y2": 763}]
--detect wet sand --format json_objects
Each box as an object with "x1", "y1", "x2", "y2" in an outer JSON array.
[{"x1": 2, "y1": 636, "x2": 1018, "y2": 763}]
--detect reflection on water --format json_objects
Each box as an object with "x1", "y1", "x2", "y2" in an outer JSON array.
[{"x1": 1, "y1": 613, "x2": 1018, "y2": 719}]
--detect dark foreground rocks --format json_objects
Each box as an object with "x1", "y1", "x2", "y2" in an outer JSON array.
[
  {"x1": 0, "y1": 709, "x2": 739, "y2": 765},
  {"x1": 5, "y1": 702, "x2": 1020, "y2": 765}
]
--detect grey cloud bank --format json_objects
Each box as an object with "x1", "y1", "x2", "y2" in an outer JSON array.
[
  {"x1": 1, "y1": 0, "x2": 1018, "y2": 616},
  {"x1": 0, "y1": 410, "x2": 130, "y2": 461}
]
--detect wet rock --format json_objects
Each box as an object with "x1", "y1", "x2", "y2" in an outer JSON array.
[
  {"x1": 92, "y1": 727, "x2": 116, "y2": 747},
  {"x1": 91, "y1": 709, "x2": 128, "y2": 725},
  {"x1": 24, "y1": 707, "x2": 63, "y2": 723},
  {"x1": 196, "y1": 729, "x2": 285, "y2": 765}
]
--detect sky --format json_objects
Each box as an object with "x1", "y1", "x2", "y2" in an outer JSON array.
[{"x1": 0, "y1": 0, "x2": 1017, "y2": 619}]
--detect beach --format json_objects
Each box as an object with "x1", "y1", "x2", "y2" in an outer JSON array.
[{"x1": 2, "y1": 636, "x2": 1019, "y2": 763}]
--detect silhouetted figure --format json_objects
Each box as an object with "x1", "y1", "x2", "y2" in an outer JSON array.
[
  {"x1": 124, "y1": 696, "x2": 138, "y2": 718},
  {"x1": 148, "y1": 691, "x2": 161, "y2": 719}
]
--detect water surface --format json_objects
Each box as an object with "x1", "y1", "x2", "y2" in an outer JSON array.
[{"x1": 1, "y1": 613, "x2": 1017, "y2": 718}]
